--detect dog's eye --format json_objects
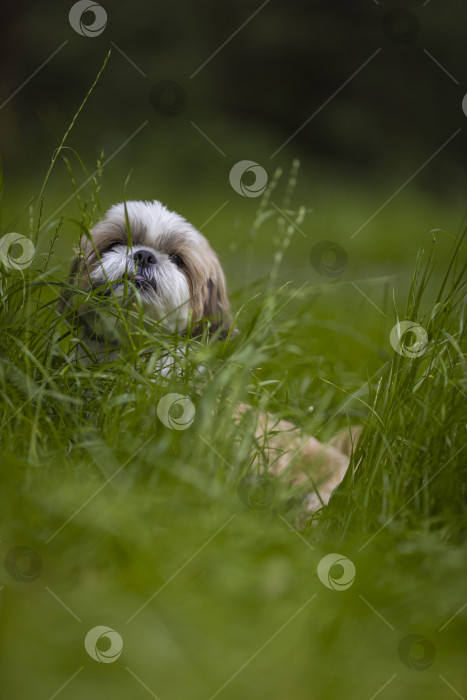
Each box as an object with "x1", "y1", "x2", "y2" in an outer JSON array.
[{"x1": 169, "y1": 253, "x2": 184, "y2": 267}]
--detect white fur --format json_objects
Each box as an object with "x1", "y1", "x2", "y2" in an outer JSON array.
[
  {"x1": 90, "y1": 242, "x2": 191, "y2": 331},
  {"x1": 88, "y1": 199, "x2": 206, "y2": 332},
  {"x1": 106, "y1": 201, "x2": 202, "y2": 248}
]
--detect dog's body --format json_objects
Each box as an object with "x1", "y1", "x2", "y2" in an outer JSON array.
[{"x1": 62, "y1": 200, "x2": 358, "y2": 517}]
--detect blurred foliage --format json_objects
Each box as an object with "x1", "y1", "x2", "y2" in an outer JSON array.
[
  {"x1": 0, "y1": 0, "x2": 466, "y2": 189},
  {"x1": 0, "y1": 191, "x2": 466, "y2": 698}
]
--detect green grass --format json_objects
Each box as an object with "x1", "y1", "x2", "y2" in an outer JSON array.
[
  {"x1": 0, "y1": 65, "x2": 466, "y2": 697},
  {"x1": 0, "y1": 164, "x2": 466, "y2": 699}
]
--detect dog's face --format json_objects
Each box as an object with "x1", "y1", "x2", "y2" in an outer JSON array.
[{"x1": 63, "y1": 201, "x2": 232, "y2": 337}]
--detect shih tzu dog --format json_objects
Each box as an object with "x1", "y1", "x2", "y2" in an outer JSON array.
[
  {"x1": 61, "y1": 200, "x2": 233, "y2": 355},
  {"x1": 61, "y1": 200, "x2": 359, "y2": 516}
]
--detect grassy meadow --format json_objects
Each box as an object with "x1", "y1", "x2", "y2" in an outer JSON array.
[{"x1": 0, "y1": 116, "x2": 466, "y2": 700}]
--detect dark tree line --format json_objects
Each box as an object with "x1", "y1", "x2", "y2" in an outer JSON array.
[{"x1": 0, "y1": 0, "x2": 465, "y2": 188}]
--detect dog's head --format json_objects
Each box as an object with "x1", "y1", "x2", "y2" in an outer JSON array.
[{"x1": 61, "y1": 200, "x2": 233, "y2": 339}]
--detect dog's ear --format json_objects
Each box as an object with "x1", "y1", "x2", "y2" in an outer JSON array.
[
  {"x1": 192, "y1": 267, "x2": 237, "y2": 339},
  {"x1": 204, "y1": 277, "x2": 231, "y2": 334},
  {"x1": 58, "y1": 214, "x2": 132, "y2": 315}
]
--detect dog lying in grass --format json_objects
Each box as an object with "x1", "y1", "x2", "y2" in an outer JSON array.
[{"x1": 61, "y1": 200, "x2": 360, "y2": 517}]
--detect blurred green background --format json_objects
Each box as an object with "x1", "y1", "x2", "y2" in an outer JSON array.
[
  {"x1": 1, "y1": 2, "x2": 466, "y2": 699},
  {"x1": 1, "y1": 0, "x2": 466, "y2": 285}
]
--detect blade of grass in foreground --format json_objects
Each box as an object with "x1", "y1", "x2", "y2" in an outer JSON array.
[{"x1": 316, "y1": 232, "x2": 466, "y2": 543}]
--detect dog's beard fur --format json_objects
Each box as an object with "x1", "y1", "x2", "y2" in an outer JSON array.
[
  {"x1": 61, "y1": 200, "x2": 233, "y2": 343},
  {"x1": 90, "y1": 243, "x2": 192, "y2": 329}
]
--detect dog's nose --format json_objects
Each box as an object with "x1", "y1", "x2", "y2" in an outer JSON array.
[{"x1": 134, "y1": 249, "x2": 157, "y2": 268}]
